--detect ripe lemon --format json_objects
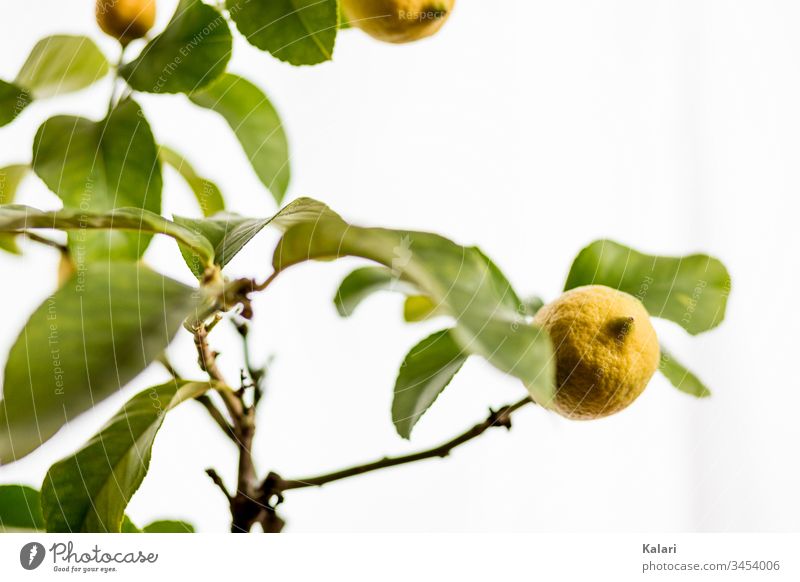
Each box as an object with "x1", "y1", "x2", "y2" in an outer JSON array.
[
  {"x1": 533, "y1": 285, "x2": 660, "y2": 420},
  {"x1": 341, "y1": 0, "x2": 455, "y2": 44},
  {"x1": 96, "y1": 0, "x2": 156, "y2": 44}
]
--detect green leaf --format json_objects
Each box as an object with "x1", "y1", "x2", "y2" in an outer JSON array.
[
  {"x1": 0, "y1": 165, "x2": 29, "y2": 254},
  {"x1": 0, "y1": 205, "x2": 215, "y2": 266},
  {"x1": 522, "y1": 296, "x2": 545, "y2": 316},
  {"x1": 392, "y1": 330, "x2": 467, "y2": 439},
  {"x1": 174, "y1": 213, "x2": 274, "y2": 277},
  {"x1": 0, "y1": 485, "x2": 44, "y2": 532},
  {"x1": 16, "y1": 35, "x2": 109, "y2": 98},
  {"x1": 334, "y1": 266, "x2": 416, "y2": 317},
  {"x1": 32, "y1": 99, "x2": 163, "y2": 261},
  {"x1": 403, "y1": 295, "x2": 442, "y2": 322},
  {"x1": 159, "y1": 146, "x2": 224, "y2": 217},
  {"x1": 339, "y1": 4, "x2": 351, "y2": 29},
  {"x1": 41, "y1": 381, "x2": 207, "y2": 533},
  {"x1": 173, "y1": 197, "x2": 325, "y2": 276},
  {"x1": 658, "y1": 346, "x2": 711, "y2": 398},
  {"x1": 190, "y1": 73, "x2": 291, "y2": 204},
  {"x1": 227, "y1": 0, "x2": 338, "y2": 66},
  {"x1": 120, "y1": 0, "x2": 232, "y2": 94},
  {"x1": 121, "y1": 515, "x2": 141, "y2": 533},
  {"x1": 474, "y1": 247, "x2": 525, "y2": 310},
  {"x1": 272, "y1": 199, "x2": 555, "y2": 405},
  {"x1": 142, "y1": 520, "x2": 195, "y2": 533},
  {"x1": 564, "y1": 239, "x2": 731, "y2": 335},
  {"x1": 0, "y1": 80, "x2": 32, "y2": 127},
  {"x1": 0, "y1": 262, "x2": 198, "y2": 464}
]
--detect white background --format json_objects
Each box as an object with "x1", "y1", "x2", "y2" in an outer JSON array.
[
  {"x1": 1, "y1": 0, "x2": 799, "y2": 532},
  {"x1": 1, "y1": 533, "x2": 797, "y2": 581}
]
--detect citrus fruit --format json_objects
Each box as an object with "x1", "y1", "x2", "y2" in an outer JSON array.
[
  {"x1": 533, "y1": 285, "x2": 660, "y2": 419},
  {"x1": 341, "y1": 0, "x2": 455, "y2": 44},
  {"x1": 96, "y1": 0, "x2": 156, "y2": 44}
]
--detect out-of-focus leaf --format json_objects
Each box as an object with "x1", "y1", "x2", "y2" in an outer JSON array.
[
  {"x1": 142, "y1": 520, "x2": 195, "y2": 533},
  {"x1": 658, "y1": 345, "x2": 711, "y2": 398},
  {"x1": 522, "y1": 296, "x2": 545, "y2": 316},
  {"x1": 271, "y1": 198, "x2": 555, "y2": 406},
  {"x1": 392, "y1": 329, "x2": 467, "y2": 439},
  {"x1": 0, "y1": 80, "x2": 32, "y2": 127},
  {"x1": 16, "y1": 35, "x2": 109, "y2": 98},
  {"x1": 0, "y1": 262, "x2": 197, "y2": 464},
  {"x1": 334, "y1": 266, "x2": 416, "y2": 317},
  {"x1": 121, "y1": 516, "x2": 141, "y2": 533},
  {"x1": 564, "y1": 239, "x2": 731, "y2": 335},
  {"x1": 403, "y1": 295, "x2": 442, "y2": 322},
  {"x1": 227, "y1": 0, "x2": 338, "y2": 66},
  {"x1": 120, "y1": 0, "x2": 232, "y2": 94},
  {"x1": 190, "y1": 73, "x2": 290, "y2": 204},
  {"x1": 174, "y1": 198, "x2": 326, "y2": 276},
  {"x1": 0, "y1": 205, "x2": 215, "y2": 267},
  {"x1": 159, "y1": 146, "x2": 224, "y2": 217},
  {"x1": 32, "y1": 99, "x2": 162, "y2": 261},
  {"x1": 42, "y1": 382, "x2": 207, "y2": 533},
  {"x1": 0, "y1": 485, "x2": 44, "y2": 532},
  {"x1": 0, "y1": 165, "x2": 29, "y2": 253}
]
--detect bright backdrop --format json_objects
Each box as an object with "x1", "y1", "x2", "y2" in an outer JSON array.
[{"x1": 1, "y1": 0, "x2": 798, "y2": 532}]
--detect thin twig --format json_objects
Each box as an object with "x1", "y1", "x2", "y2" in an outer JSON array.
[
  {"x1": 253, "y1": 271, "x2": 279, "y2": 291},
  {"x1": 156, "y1": 354, "x2": 180, "y2": 379},
  {"x1": 196, "y1": 395, "x2": 237, "y2": 442},
  {"x1": 19, "y1": 232, "x2": 68, "y2": 252},
  {"x1": 107, "y1": 47, "x2": 127, "y2": 113},
  {"x1": 205, "y1": 469, "x2": 231, "y2": 500},
  {"x1": 194, "y1": 324, "x2": 244, "y2": 421},
  {"x1": 272, "y1": 397, "x2": 534, "y2": 492},
  {"x1": 234, "y1": 319, "x2": 267, "y2": 406},
  {"x1": 193, "y1": 322, "x2": 262, "y2": 533}
]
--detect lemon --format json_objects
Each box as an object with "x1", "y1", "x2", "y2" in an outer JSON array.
[
  {"x1": 341, "y1": 0, "x2": 455, "y2": 44},
  {"x1": 533, "y1": 285, "x2": 660, "y2": 420},
  {"x1": 96, "y1": 0, "x2": 156, "y2": 44}
]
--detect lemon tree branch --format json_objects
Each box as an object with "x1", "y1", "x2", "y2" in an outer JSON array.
[{"x1": 267, "y1": 396, "x2": 534, "y2": 493}]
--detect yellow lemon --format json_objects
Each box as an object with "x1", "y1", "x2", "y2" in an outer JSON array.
[
  {"x1": 96, "y1": 0, "x2": 156, "y2": 44},
  {"x1": 533, "y1": 285, "x2": 660, "y2": 420},
  {"x1": 341, "y1": 0, "x2": 455, "y2": 44}
]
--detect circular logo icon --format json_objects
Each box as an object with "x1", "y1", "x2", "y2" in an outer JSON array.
[{"x1": 19, "y1": 542, "x2": 46, "y2": 570}]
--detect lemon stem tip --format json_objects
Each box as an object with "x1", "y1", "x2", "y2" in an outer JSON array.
[{"x1": 614, "y1": 316, "x2": 635, "y2": 342}]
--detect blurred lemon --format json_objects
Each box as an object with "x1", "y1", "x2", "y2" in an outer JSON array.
[
  {"x1": 96, "y1": 0, "x2": 156, "y2": 44},
  {"x1": 533, "y1": 285, "x2": 660, "y2": 419},
  {"x1": 341, "y1": 0, "x2": 455, "y2": 44}
]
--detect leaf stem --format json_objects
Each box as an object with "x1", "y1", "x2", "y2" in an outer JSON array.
[
  {"x1": 196, "y1": 394, "x2": 237, "y2": 442},
  {"x1": 20, "y1": 231, "x2": 68, "y2": 252},
  {"x1": 268, "y1": 396, "x2": 534, "y2": 493},
  {"x1": 205, "y1": 468, "x2": 231, "y2": 500},
  {"x1": 253, "y1": 271, "x2": 279, "y2": 291},
  {"x1": 108, "y1": 46, "x2": 127, "y2": 114}
]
